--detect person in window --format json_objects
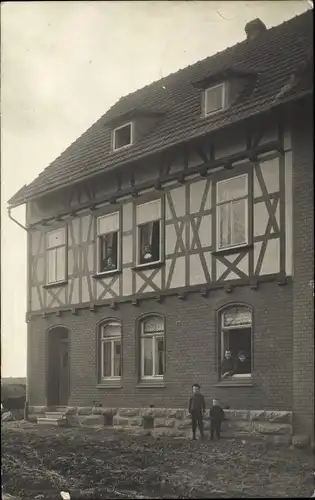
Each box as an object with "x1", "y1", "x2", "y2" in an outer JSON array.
[
  {"x1": 221, "y1": 349, "x2": 236, "y2": 379},
  {"x1": 235, "y1": 351, "x2": 251, "y2": 375},
  {"x1": 188, "y1": 383, "x2": 205, "y2": 441}
]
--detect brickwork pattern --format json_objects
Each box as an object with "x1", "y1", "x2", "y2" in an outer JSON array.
[
  {"x1": 291, "y1": 99, "x2": 314, "y2": 440},
  {"x1": 28, "y1": 281, "x2": 293, "y2": 411}
]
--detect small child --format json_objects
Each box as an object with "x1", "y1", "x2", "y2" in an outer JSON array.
[
  {"x1": 209, "y1": 398, "x2": 224, "y2": 441},
  {"x1": 188, "y1": 383, "x2": 205, "y2": 440}
]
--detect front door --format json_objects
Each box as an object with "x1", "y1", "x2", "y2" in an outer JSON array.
[{"x1": 58, "y1": 339, "x2": 69, "y2": 406}]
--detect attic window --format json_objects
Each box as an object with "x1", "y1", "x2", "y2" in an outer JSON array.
[
  {"x1": 204, "y1": 83, "x2": 226, "y2": 115},
  {"x1": 113, "y1": 122, "x2": 133, "y2": 151}
]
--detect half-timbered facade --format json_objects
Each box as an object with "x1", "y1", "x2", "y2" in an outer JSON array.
[{"x1": 9, "y1": 12, "x2": 314, "y2": 441}]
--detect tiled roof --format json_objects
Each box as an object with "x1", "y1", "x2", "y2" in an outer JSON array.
[{"x1": 9, "y1": 10, "x2": 313, "y2": 207}]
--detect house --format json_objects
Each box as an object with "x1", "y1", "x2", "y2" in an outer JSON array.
[{"x1": 8, "y1": 11, "x2": 313, "y2": 441}]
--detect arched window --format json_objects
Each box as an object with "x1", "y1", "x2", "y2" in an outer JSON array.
[
  {"x1": 140, "y1": 316, "x2": 165, "y2": 379},
  {"x1": 100, "y1": 321, "x2": 121, "y2": 380},
  {"x1": 220, "y1": 305, "x2": 252, "y2": 379}
]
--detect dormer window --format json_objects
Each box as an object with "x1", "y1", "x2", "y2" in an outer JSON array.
[
  {"x1": 113, "y1": 122, "x2": 133, "y2": 151},
  {"x1": 204, "y1": 83, "x2": 226, "y2": 115}
]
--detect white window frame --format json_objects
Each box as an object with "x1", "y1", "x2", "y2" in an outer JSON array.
[
  {"x1": 140, "y1": 316, "x2": 165, "y2": 380},
  {"x1": 100, "y1": 321, "x2": 122, "y2": 380},
  {"x1": 216, "y1": 174, "x2": 249, "y2": 251},
  {"x1": 204, "y1": 83, "x2": 226, "y2": 116},
  {"x1": 96, "y1": 212, "x2": 120, "y2": 275},
  {"x1": 136, "y1": 200, "x2": 163, "y2": 268},
  {"x1": 46, "y1": 227, "x2": 67, "y2": 285},
  {"x1": 112, "y1": 122, "x2": 134, "y2": 151},
  {"x1": 220, "y1": 306, "x2": 252, "y2": 379}
]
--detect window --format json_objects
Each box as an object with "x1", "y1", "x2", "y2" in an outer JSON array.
[
  {"x1": 97, "y1": 212, "x2": 120, "y2": 274},
  {"x1": 46, "y1": 228, "x2": 67, "y2": 284},
  {"x1": 216, "y1": 174, "x2": 248, "y2": 250},
  {"x1": 220, "y1": 306, "x2": 252, "y2": 379},
  {"x1": 113, "y1": 122, "x2": 133, "y2": 151},
  {"x1": 136, "y1": 199, "x2": 162, "y2": 266},
  {"x1": 100, "y1": 321, "x2": 122, "y2": 380},
  {"x1": 140, "y1": 316, "x2": 165, "y2": 379},
  {"x1": 204, "y1": 83, "x2": 226, "y2": 115}
]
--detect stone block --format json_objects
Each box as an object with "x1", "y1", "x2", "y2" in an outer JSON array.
[
  {"x1": 152, "y1": 429, "x2": 185, "y2": 438},
  {"x1": 292, "y1": 434, "x2": 310, "y2": 449},
  {"x1": 28, "y1": 414, "x2": 38, "y2": 423},
  {"x1": 118, "y1": 408, "x2": 140, "y2": 418},
  {"x1": 113, "y1": 416, "x2": 130, "y2": 426},
  {"x1": 226, "y1": 421, "x2": 252, "y2": 433},
  {"x1": 78, "y1": 415, "x2": 104, "y2": 426},
  {"x1": 92, "y1": 407, "x2": 117, "y2": 416},
  {"x1": 29, "y1": 406, "x2": 46, "y2": 415},
  {"x1": 140, "y1": 408, "x2": 168, "y2": 418},
  {"x1": 272, "y1": 435, "x2": 292, "y2": 446},
  {"x1": 154, "y1": 418, "x2": 175, "y2": 428},
  {"x1": 65, "y1": 407, "x2": 78, "y2": 415},
  {"x1": 224, "y1": 410, "x2": 250, "y2": 421},
  {"x1": 254, "y1": 422, "x2": 292, "y2": 435},
  {"x1": 250, "y1": 410, "x2": 266, "y2": 421},
  {"x1": 264, "y1": 411, "x2": 292, "y2": 424},
  {"x1": 177, "y1": 419, "x2": 192, "y2": 430},
  {"x1": 129, "y1": 417, "x2": 142, "y2": 427},
  {"x1": 166, "y1": 409, "x2": 185, "y2": 419},
  {"x1": 77, "y1": 407, "x2": 93, "y2": 416}
]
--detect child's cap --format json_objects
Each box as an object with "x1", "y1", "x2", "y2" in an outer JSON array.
[{"x1": 192, "y1": 383, "x2": 200, "y2": 388}]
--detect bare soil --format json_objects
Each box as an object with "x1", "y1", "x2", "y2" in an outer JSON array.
[{"x1": 1, "y1": 421, "x2": 314, "y2": 499}]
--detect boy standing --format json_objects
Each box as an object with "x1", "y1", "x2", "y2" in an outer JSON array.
[
  {"x1": 188, "y1": 383, "x2": 205, "y2": 440},
  {"x1": 209, "y1": 399, "x2": 224, "y2": 441}
]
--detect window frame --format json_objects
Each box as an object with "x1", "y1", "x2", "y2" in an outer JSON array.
[
  {"x1": 46, "y1": 226, "x2": 67, "y2": 285},
  {"x1": 140, "y1": 315, "x2": 165, "y2": 380},
  {"x1": 112, "y1": 122, "x2": 134, "y2": 152},
  {"x1": 216, "y1": 173, "x2": 249, "y2": 251},
  {"x1": 219, "y1": 305, "x2": 252, "y2": 380},
  {"x1": 99, "y1": 320, "x2": 122, "y2": 381},
  {"x1": 96, "y1": 211, "x2": 120, "y2": 276},
  {"x1": 204, "y1": 83, "x2": 226, "y2": 116},
  {"x1": 136, "y1": 200, "x2": 163, "y2": 268}
]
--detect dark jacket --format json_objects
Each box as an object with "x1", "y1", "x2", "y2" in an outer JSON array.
[
  {"x1": 210, "y1": 405, "x2": 224, "y2": 423},
  {"x1": 235, "y1": 358, "x2": 251, "y2": 375},
  {"x1": 189, "y1": 393, "x2": 205, "y2": 413},
  {"x1": 221, "y1": 357, "x2": 236, "y2": 376}
]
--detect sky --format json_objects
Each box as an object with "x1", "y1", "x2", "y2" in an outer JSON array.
[{"x1": 1, "y1": 0, "x2": 311, "y2": 378}]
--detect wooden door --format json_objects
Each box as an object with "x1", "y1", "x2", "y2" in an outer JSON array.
[{"x1": 58, "y1": 339, "x2": 69, "y2": 406}]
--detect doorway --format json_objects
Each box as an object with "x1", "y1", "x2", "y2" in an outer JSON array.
[{"x1": 47, "y1": 326, "x2": 70, "y2": 407}]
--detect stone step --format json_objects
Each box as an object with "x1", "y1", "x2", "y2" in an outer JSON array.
[
  {"x1": 45, "y1": 411, "x2": 66, "y2": 420},
  {"x1": 37, "y1": 417, "x2": 68, "y2": 427}
]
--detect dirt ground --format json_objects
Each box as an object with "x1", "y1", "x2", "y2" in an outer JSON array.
[{"x1": 2, "y1": 421, "x2": 314, "y2": 499}]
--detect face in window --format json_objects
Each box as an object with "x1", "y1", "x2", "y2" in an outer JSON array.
[
  {"x1": 237, "y1": 352, "x2": 246, "y2": 362},
  {"x1": 225, "y1": 350, "x2": 232, "y2": 360}
]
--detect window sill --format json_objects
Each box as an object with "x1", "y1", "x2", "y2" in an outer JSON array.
[
  {"x1": 97, "y1": 381, "x2": 122, "y2": 389},
  {"x1": 43, "y1": 280, "x2": 68, "y2": 289},
  {"x1": 136, "y1": 380, "x2": 165, "y2": 388},
  {"x1": 212, "y1": 243, "x2": 253, "y2": 257},
  {"x1": 216, "y1": 378, "x2": 254, "y2": 388},
  {"x1": 92, "y1": 270, "x2": 121, "y2": 279},
  {"x1": 132, "y1": 261, "x2": 164, "y2": 272}
]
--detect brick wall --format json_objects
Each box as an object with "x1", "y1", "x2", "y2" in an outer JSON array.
[
  {"x1": 28, "y1": 280, "x2": 293, "y2": 411},
  {"x1": 291, "y1": 97, "x2": 314, "y2": 441}
]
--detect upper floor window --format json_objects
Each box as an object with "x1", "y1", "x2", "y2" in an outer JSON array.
[
  {"x1": 97, "y1": 212, "x2": 120, "y2": 274},
  {"x1": 220, "y1": 305, "x2": 252, "y2": 380},
  {"x1": 100, "y1": 320, "x2": 122, "y2": 380},
  {"x1": 46, "y1": 228, "x2": 67, "y2": 284},
  {"x1": 113, "y1": 122, "x2": 133, "y2": 151},
  {"x1": 136, "y1": 199, "x2": 162, "y2": 267},
  {"x1": 216, "y1": 174, "x2": 248, "y2": 250},
  {"x1": 204, "y1": 83, "x2": 226, "y2": 115},
  {"x1": 140, "y1": 316, "x2": 165, "y2": 379}
]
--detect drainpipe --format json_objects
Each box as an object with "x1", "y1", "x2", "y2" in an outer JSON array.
[{"x1": 7, "y1": 206, "x2": 30, "y2": 420}]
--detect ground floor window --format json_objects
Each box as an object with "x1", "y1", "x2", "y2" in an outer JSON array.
[
  {"x1": 100, "y1": 321, "x2": 121, "y2": 380},
  {"x1": 220, "y1": 305, "x2": 252, "y2": 379},
  {"x1": 140, "y1": 315, "x2": 165, "y2": 379}
]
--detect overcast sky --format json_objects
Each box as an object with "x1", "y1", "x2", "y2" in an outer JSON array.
[{"x1": 1, "y1": 1, "x2": 310, "y2": 377}]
